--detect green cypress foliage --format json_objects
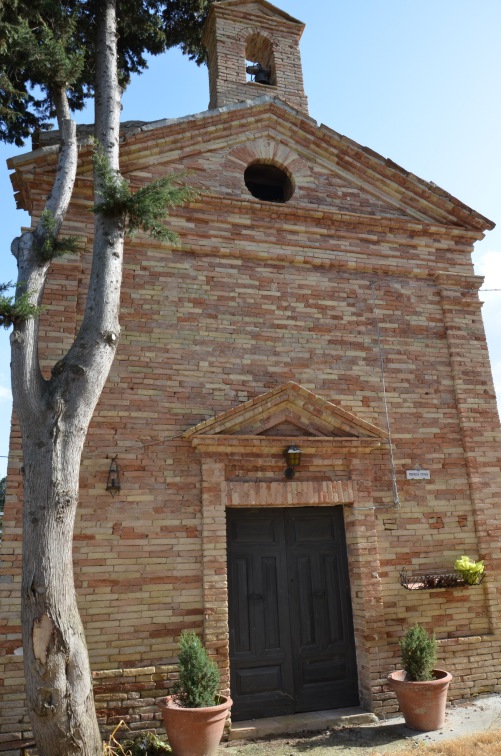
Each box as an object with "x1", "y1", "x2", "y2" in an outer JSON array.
[
  {"x1": 173, "y1": 631, "x2": 220, "y2": 708},
  {"x1": 399, "y1": 623, "x2": 437, "y2": 682},
  {"x1": 0, "y1": 283, "x2": 41, "y2": 329},
  {"x1": 36, "y1": 210, "x2": 79, "y2": 262},
  {"x1": 92, "y1": 143, "x2": 197, "y2": 243}
]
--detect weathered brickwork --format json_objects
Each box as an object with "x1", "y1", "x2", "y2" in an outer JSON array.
[
  {"x1": 93, "y1": 666, "x2": 175, "y2": 731},
  {"x1": 1, "y1": 0, "x2": 501, "y2": 746}
]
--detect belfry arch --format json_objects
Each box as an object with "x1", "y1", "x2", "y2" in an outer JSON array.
[{"x1": 245, "y1": 31, "x2": 277, "y2": 85}]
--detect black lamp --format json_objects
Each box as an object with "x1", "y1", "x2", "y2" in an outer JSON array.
[
  {"x1": 284, "y1": 444, "x2": 301, "y2": 480},
  {"x1": 106, "y1": 457, "x2": 121, "y2": 495}
]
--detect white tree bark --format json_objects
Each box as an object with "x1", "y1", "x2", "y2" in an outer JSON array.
[{"x1": 11, "y1": 2, "x2": 125, "y2": 754}]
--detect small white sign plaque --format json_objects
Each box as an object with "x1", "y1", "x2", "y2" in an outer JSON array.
[{"x1": 406, "y1": 469, "x2": 430, "y2": 480}]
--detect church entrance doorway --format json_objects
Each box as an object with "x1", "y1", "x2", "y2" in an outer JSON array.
[{"x1": 227, "y1": 506, "x2": 359, "y2": 721}]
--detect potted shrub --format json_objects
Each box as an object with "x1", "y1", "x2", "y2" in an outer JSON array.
[
  {"x1": 387, "y1": 623, "x2": 452, "y2": 731},
  {"x1": 158, "y1": 631, "x2": 232, "y2": 756}
]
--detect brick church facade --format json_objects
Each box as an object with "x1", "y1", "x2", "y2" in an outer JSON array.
[{"x1": 2, "y1": 0, "x2": 501, "y2": 742}]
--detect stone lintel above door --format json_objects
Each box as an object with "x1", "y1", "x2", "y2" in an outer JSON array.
[{"x1": 191, "y1": 436, "x2": 383, "y2": 454}]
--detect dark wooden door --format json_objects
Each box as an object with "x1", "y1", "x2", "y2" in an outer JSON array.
[{"x1": 227, "y1": 506, "x2": 359, "y2": 721}]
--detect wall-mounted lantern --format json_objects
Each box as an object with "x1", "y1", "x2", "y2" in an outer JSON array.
[
  {"x1": 106, "y1": 457, "x2": 121, "y2": 495},
  {"x1": 284, "y1": 444, "x2": 301, "y2": 480}
]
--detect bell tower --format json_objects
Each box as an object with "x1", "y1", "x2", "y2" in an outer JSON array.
[{"x1": 203, "y1": 0, "x2": 309, "y2": 115}]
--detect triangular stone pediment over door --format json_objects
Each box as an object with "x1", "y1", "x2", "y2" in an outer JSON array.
[
  {"x1": 184, "y1": 380, "x2": 386, "y2": 439},
  {"x1": 184, "y1": 382, "x2": 389, "y2": 721},
  {"x1": 184, "y1": 381, "x2": 387, "y2": 506}
]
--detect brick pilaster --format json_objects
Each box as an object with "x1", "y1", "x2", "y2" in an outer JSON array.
[{"x1": 436, "y1": 271, "x2": 501, "y2": 630}]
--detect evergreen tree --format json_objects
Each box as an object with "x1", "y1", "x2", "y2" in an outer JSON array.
[
  {"x1": 174, "y1": 631, "x2": 220, "y2": 707},
  {"x1": 0, "y1": 2, "x2": 212, "y2": 754},
  {"x1": 0, "y1": 0, "x2": 212, "y2": 146}
]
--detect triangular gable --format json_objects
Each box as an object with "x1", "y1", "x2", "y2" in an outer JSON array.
[
  {"x1": 116, "y1": 99, "x2": 495, "y2": 231},
  {"x1": 11, "y1": 97, "x2": 494, "y2": 233},
  {"x1": 207, "y1": 0, "x2": 303, "y2": 27},
  {"x1": 183, "y1": 382, "x2": 386, "y2": 440}
]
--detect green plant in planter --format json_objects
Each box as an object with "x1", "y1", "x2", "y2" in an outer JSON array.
[
  {"x1": 454, "y1": 555, "x2": 484, "y2": 585},
  {"x1": 173, "y1": 631, "x2": 220, "y2": 708},
  {"x1": 399, "y1": 623, "x2": 437, "y2": 682}
]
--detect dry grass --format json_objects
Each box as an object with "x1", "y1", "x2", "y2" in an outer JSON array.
[
  {"x1": 102, "y1": 721, "x2": 171, "y2": 756},
  {"x1": 102, "y1": 721, "x2": 131, "y2": 756},
  {"x1": 370, "y1": 729, "x2": 501, "y2": 755}
]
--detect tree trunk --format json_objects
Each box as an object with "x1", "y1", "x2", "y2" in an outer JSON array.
[
  {"x1": 21, "y1": 431, "x2": 102, "y2": 756},
  {"x1": 11, "y1": 2, "x2": 125, "y2": 753}
]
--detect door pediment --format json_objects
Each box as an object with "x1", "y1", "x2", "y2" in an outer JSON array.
[{"x1": 183, "y1": 381, "x2": 386, "y2": 441}]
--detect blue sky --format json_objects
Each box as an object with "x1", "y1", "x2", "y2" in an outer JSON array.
[{"x1": 1, "y1": 0, "x2": 500, "y2": 478}]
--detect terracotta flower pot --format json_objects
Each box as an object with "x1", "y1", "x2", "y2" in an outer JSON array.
[
  {"x1": 387, "y1": 669, "x2": 452, "y2": 732},
  {"x1": 158, "y1": 694, "x2": 232, "y2": 756}
]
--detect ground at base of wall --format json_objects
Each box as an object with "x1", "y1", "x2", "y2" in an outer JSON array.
[
  {"x1": 220, "y1": 694, "x2": 501, "y2": 755},
  {"x1": 222, "y1": 729, "x2": 501, "y2": 756}
]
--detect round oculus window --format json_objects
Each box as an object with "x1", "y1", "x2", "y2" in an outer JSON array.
[{"x1": 244, "y1": 162, "x2": 294, "y2": 203}]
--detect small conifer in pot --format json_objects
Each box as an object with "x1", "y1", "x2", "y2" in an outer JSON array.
[
  {"x1": 158, "y1": 630, "x2": 231, "y2": 755},
  {"x1": 399, "y1": 623, "x2": 437, "y2": 682},
  {"x1": 388, "y1": 623, "x2": 451, "y2": 731},
  {"x1": 173, "y1": 630, "x2": 220, "y2": 708}
]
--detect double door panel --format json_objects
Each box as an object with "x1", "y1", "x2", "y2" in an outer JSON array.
[{"x1": 227, "y1": 506, "x2": 359, "y2": 720}]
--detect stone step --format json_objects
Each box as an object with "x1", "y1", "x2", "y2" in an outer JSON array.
[{"x1": 229, "y1": 707, "x2": 378, "y2": 741}]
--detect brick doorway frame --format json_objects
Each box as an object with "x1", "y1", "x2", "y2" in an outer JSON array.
[{"x1": 184, "y1": 384, "x2": 389, "y2": 714}]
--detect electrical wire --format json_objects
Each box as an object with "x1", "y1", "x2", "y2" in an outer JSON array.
[{"x1": 370, "y1": 282, "x2": 401, "y2": 510}]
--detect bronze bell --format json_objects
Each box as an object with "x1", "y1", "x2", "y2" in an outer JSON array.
[{"x1": 246, "y1": 62, "x2": 272, "y2": 85}]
